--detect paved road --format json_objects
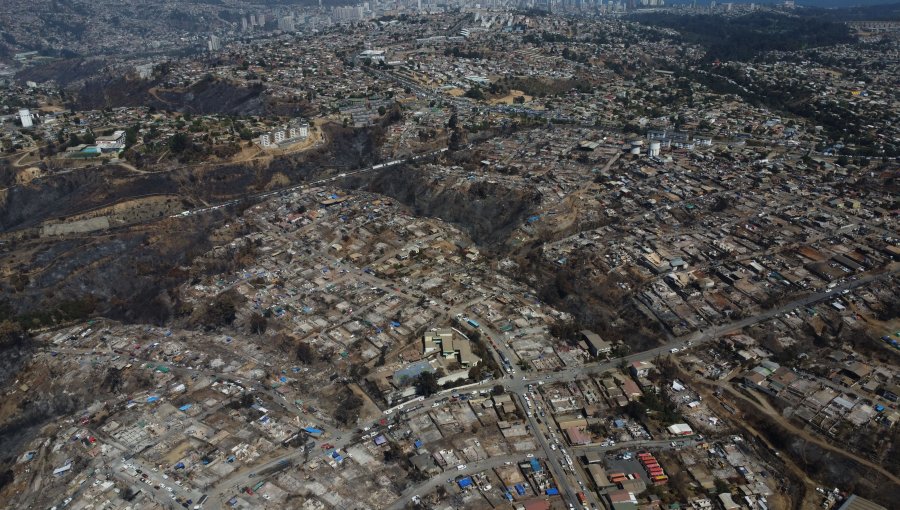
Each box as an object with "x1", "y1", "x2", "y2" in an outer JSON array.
[
  {"x1": 571, "y1": 436, "x2": 700, "y2": 455},
  {"x1": 47, "y1": 246, "x2": 896, "y2": 509},
  {"x1": 376, "y1": 267, "x2": 897, "y2": 508},
  {"x1": 387, "y1": 453, "x2": 541, "y2": 510},
  {"x1": 170, "y1": 148, "x2": 447, "y2": 219}
]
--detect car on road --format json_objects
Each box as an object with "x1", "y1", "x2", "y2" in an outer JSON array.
[
  {"x1": 670, "y1": 347, "x2": 680, "y2": 353},
  {"x1": 457, "y1": 464, "x2": 467, "y2": 470}
]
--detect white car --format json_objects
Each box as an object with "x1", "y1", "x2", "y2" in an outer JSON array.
[
  {"x1": 457, "y1": 464, "x2": 467, "y2": 471},
  {"x1": 670, "y1": 347, "x2": 680, "y2": 353},
  {"x1": 526, "y1": 453, "x2": 534, "y2": 458}
]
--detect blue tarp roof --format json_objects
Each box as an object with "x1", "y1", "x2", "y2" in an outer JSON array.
[
  {"x1": 374, "y1": 435, "x2": 387, "y2": 446},
  {"x1": 546, "y1": 488, "x2": 559, "y2": 495},
  {"x1": 458, "y1": 477, "x2": 473, "y2": 488},
  {"x1": 179, "y1": 404, "x2": 192, "y2": 411},
  {"x1": 515, "y1": 484, "x2": 526, "y2": 495},
  {"x1": 530, "y1": 458, "x2": 541, "y2": 472},
  {"x1": 414, "y1": 440, "x2": 423, "y2": 449},
  {"x1": 147, "y1": 396, "x2": 159, "y2": 403}
]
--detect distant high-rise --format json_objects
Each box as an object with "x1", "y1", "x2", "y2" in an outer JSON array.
[
  {"x1": 208, "y1": 35, "x2": 222, "y2": 52},
  {"x1": 18, "y1": 109, "x2": 33, "y2": 128},
  {"x1": 241, "y1": 16, "x2": 249, "y2": 31},
  {"x1": 278, "y1": 15, "x2": 295, "y2": 32}
]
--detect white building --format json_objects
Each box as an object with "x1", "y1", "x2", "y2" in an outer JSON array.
[
  {"x1": 278, "y1": 15, "x2": 295, "y2": 32},
  {"x1": 257, "y1": 119, "x2": 309, "y2": 150},
  {"x1": 208, "y1": 35, "x2": 222, "y2": 52},
  {"x1": 289, "y1": 121, "x2": 309, "y2": 140},
  {"x1": 96, "y1": 130, "x2": 126, "y2": 152},
  {"x1": 18, "y1": 109, "x2": 33, "y2": 128},
  {"x1": 357, "y1": 49, "x2": 385, "y2": 64}
]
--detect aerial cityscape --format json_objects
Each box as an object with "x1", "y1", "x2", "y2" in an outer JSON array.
[{"x1": 0, "y1": 1, "x2": 897, "y2": 510}]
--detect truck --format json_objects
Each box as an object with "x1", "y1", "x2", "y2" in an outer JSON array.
[{"x1": 577, "y1": 492, "x2": 587, "y2": 504}]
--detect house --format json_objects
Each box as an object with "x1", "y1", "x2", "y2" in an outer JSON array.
[
  {"x1": 718, "y1": 493, "x2": 740, "y2": 510},
  {"x1": 581, "y1": 330, "x2": 612, "y2": 356},
  {"x1": 630, "y1": 361, "x2": 656, "y2": 378},
  {"x1": 835, "y1": 495, "x2": 886, "y2": 510},
  {"x1": 95, "y1": 130, "x2": 126, "y2": 152},
  {"x1": 565, "y1": 427, "x2": 591, "y2": 446},
  {"x1": 422, "y1": 329, "x2": 480, "y2": 367},
  {"x1": 607, "y1": 489, "x2": 639, "y2": 510},
  {"x1": 410, "y1": 452, "x2": 440, "y2": 476}
]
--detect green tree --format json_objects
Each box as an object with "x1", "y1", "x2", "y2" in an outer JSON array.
[
  {"x1": 464, "y1": 87, "x2": 485, "y2": 101},
  {"x1": 415, "y1": 371, "x2": 440, "y2": 397},
  {"x1": 125, "y1": 125, "x2": 139, "y2": 146},
  {"x1": 169, "y1": 132, "x2": 189, "y2": 153}
]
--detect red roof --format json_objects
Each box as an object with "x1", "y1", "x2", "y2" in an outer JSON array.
[
  {"x1": 523, "y1": 500, "x2": 551, "y2": 510},
  {"x1": 608, "y1": 489, "x2": 634, "y2": 503}
]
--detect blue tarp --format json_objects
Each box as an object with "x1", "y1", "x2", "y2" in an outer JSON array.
[
  {"x1": 390, "y1": 321, "x2": 401, "y2": 327},
  {"x1": 546, "y1": 488, "x2": 559, "y2": 495},
  {"x1": 414, "y1": 440, "x2": 423, "y2": 449},
  {"x1": 504, "y1": 492, "x2": 513, "y2": 501},
  {"x1": 175, "y1": 462, "x2": 185, "y2": 469},
  {"x1": 179, "y1": 404, "x2": 192, "y2": 411},
  {"x1": 530, "y1": 459, "x2": 541, "y2": 472},
  {"x1": 147, "y1": 396, "x2": 159, "y2": 403},
  {"x1": 303, "y1": 427, "x2": 324, "y2": 436},
  {"x1": 374, "y1": 435, "x2": 387, "y2": 446},
  {"x1": 458, "y1": 477, "x2": 473, "y2": 488},
  {"x1": 515, "y1": 484, "x2": 526, "y2": 495}
]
